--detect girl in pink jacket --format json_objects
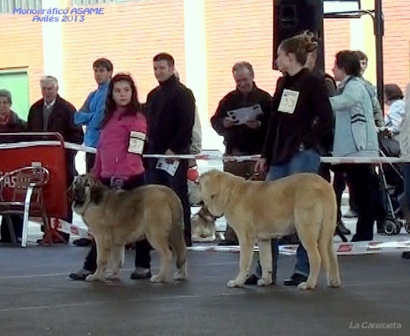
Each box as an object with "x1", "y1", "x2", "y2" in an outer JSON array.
[{"x1": 69, "y1": 73, "x2": 152, "y2": 281}]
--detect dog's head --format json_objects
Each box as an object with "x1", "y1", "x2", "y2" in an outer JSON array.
[
  {"x1": 70, "y1": 174, "x2": 104, "y2": 212},
  {"x1": 189, "y1": 170, "x2": 232, "y2": 218}
]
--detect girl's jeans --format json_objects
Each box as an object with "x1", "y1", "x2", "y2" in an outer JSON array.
[{"x1": 255, "y1": 149, "x2": 321, "y2": 279}]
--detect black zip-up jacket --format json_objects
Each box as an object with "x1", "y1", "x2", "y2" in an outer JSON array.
[
  {"x1": 145, "y1": 75, "x2": 195, "y2": 154},
  {"x1": 210, "y1": 84, "x2": 272, "y2": 155},
  {"x1": 262, "y1": 68, "x2": 333, "y2": 165}
]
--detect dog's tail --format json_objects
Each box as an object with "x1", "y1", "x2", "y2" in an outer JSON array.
[
  {"x1": 318, "y1": 187, "x2": 341, "y2": 287},
  {"x1": 168, "y1": 192, "x2": 187, "y2": 269}
]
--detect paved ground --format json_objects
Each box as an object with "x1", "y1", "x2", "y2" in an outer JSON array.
[
  {"x1": 2, "y1": 136, "x2": 410, "y2": 335},
  {"x1": 1, "y1": 218, "x2": 410, "y2": 336}
]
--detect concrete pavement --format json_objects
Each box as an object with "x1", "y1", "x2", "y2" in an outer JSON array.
[{"x1": 1, "y1": 235, "x2": 409, "y2": 336}]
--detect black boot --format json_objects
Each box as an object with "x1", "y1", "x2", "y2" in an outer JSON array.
[
  {"x1": 402, "y1": 251, "x2": 410, "y2": 259},
  {"x1": 283, "y1": 273, "x2": 307, "y2": 286},
  {"x1": 337, "y1": 220, "x2": 351, "y2": 235}
]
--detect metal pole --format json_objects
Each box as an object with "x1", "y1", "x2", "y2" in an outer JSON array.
[
  {"x1": 318, "y1": 0, "x2": 325, "y2": 72},
  {"x1": 374, "y1": 0, "x2": 384, "y2": 111}
]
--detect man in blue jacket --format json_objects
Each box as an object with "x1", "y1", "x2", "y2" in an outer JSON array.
[
  {"x1": 74, "y1": 58, "x2": 113, "y2": 172},
  {"x1": 73, "y1": 58, "x2": 112, "y2": 246}
]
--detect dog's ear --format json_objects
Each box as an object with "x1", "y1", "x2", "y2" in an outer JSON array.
[
  {"x1": 90, "y1": 182, "x2": 104, "y2": 205},
  {"x1": 203, "y1": 171, "x2": 222, "y2": 198}
]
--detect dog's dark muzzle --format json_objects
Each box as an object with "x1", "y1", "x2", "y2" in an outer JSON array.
[{"x1": 72, "y1": 186, "x2": 86, "y2": 205}]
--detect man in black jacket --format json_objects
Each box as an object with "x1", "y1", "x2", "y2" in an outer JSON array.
[
  {"x1": 145, "y1": 53, "x2": 195, "y2": 248},
  {"x1": 27, "y1": 75, "x2": 84, "y2": 243},
  {"x1": 210, "y1": 61, "x2": 271, "y2": 245}
]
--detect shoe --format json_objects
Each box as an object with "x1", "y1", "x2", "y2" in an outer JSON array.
[
  {"x1": 343, "y1": 209, "x2": 358, "y2": 218},
  {"x1": 69, "y1": 268, "x2": 92, "y2": 281},
  {"x1": 73, "y1": 238, "x2": 92, "y2": 247},
  {"x1": 336, "y1": 221, "x2": 351, "y2": 235},
  {"x1": 402, "y1": 251, "x2": 410, "y2": 259},
  {"x1": 130, "y1": 267, "x2": 151, "y2": 280},
  {"x1": 283, "y1": 273, "x2": 307, "y2": 286},
  {"x1": 218, "y1": 239, "x2": 239, "y2": 246},
  {"x1": 244, "y1": 274, "x2": 260, "y2": 285},
  {"x1": 244, "y1": 274, "x2": 276, "y2": 285}
]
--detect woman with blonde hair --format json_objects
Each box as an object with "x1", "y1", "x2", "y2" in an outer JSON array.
[{"x1": 245, "y1": 32, "x2": 334, "y2": 286}]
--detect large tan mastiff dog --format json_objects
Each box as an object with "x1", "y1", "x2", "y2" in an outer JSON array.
[
  {"x1": 71, "y1": 174, "x2": 187, "y2": 283},
  {"x1": 190, "y1": 170, "x2": 341, "y2": 290}
]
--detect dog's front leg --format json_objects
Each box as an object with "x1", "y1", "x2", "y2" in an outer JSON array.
[
  {"x1": 227, "y1": 235, "x2": 254, "y2": 288},
  {"x1": 105, "y1": 244, "x2": 124, "y2": 281},
  {"x1": 257, "y1": 239, "x2": 273, "y2": 286},
  {"x1": 86, "y1": 237, "x2": 110, "y2": 282}
]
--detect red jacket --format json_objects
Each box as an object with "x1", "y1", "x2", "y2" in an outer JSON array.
[{"x1": 92, "y1": 109, "x2": 147, "y2": 180}]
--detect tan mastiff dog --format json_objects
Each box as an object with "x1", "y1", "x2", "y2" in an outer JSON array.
[
  {"x1": 190, "y1": 170, "x2": 341, "y2": 290},
  {"x1": 71, "y1": 174, "x2": 187, "y2": 283}
]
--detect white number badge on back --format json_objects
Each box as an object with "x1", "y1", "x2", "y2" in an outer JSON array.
[
  {"x1": 278, "y1": 89, "x2": 300, "y2": 114},
  {"x1": 128, "y1": 131, "x2": 146, "y2": 154}
]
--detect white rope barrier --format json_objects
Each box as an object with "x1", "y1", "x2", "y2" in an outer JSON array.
[
  {"x1": 0, "y1": 141, "x2": 408, "y2": 164},
  {"x1": 4, "y1": 140, "x2": 410, "y2": 255},
  {"x1": 188, "y1": 240, "x2": 410, "y2": 255},
  {"x1": 49, "y1": 217, "x2": 410, "y2": 255}
]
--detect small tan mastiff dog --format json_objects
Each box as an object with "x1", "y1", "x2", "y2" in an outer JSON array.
[
  {"x1": 190, "y1": 170, "x2": 341, "y2": 290},
  {"x1": 71, "y1": 174, "x2": 187, "y2": 283}
]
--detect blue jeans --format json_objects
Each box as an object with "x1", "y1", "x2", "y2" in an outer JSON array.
[{"x1": 255, "y1": 149, "x2": 321, "y2": 278}]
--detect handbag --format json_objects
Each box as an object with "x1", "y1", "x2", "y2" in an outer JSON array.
[{"x1": 379, "y1": 133, "x2": 401, "y2": 157}]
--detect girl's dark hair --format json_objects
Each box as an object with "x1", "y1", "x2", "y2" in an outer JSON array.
[
  {"x1": 103, "y1": 73, "x2": 142, "y2": 127},
  {"x1": 334, "y1": 50, "x2": 361, "y2": 77},
  {"x1": 384, "y1": 84, "x2": 404, "y2": 102},
  {"x1": 279, "y1": 31, "x2": 318, "y2": 65}
]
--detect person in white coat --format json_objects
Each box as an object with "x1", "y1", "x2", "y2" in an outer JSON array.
[{"x1": 398, "y1": 83, "x2": 410, "y2": 259}]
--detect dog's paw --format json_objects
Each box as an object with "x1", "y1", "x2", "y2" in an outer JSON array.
[
  {"x1": 105, "y1": 273, "x2": 121, "y2": 282},
  {"x1": 227, "y1": 280, "x2": 244, "y2": 288},
  {"x1": 150, "y1": 274, "x2": 167, "y2": 283},
  {"x1": 328, "y1": 278, "x2": 341, "y2": 288},
  {"x1": 85, "y1": 274, "x2": 102, "y2": 282},
  {"x1": 297, "y1": 281, "x2": 316, "y2": 290},
  {"x1": 173, "y1": 270, "x2": 187, "y2": 281},
  {"x1": 257, "y1": 278, "x2": 272, "y2": 287}
]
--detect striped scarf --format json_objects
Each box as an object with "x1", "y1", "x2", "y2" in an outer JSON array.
[{"x1": 0, "y1": 111, "x2": 11, "y2": 126}]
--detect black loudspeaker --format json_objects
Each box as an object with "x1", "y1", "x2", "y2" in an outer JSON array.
[{"x1": 273, "y1": 0, "x2": 324, "y2": 69}]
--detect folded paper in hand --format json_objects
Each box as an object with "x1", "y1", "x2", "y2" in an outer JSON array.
[
  {"x1": 227, "y1": 104, "x2": 263, "y2": 125},
  {"x1": 156, "y1": 158, "x2": 180, "y2": 176}
]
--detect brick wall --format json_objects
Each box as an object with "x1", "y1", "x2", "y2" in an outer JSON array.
[
  {"x1": 205, "y1": 0, "x2": 276, "y2": 118},
  {"x1": 62, "y1": 0, "x2": 185, "y2": 109},
  {"x1": 382, "y1": 0, "x2": 410, "y2": 92},
  {"x1": 0, "y1": 14, "x2": 43, "y2": 103},
  {"x1": 323, "y1": 19, "x2": 352, "y2": 75},
  {"x1": 205, "y1": 0, "x2": 352, "y2": 118},
  {"x1": 0, "y1": 0, "x2": 409, "y2": 114}
]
